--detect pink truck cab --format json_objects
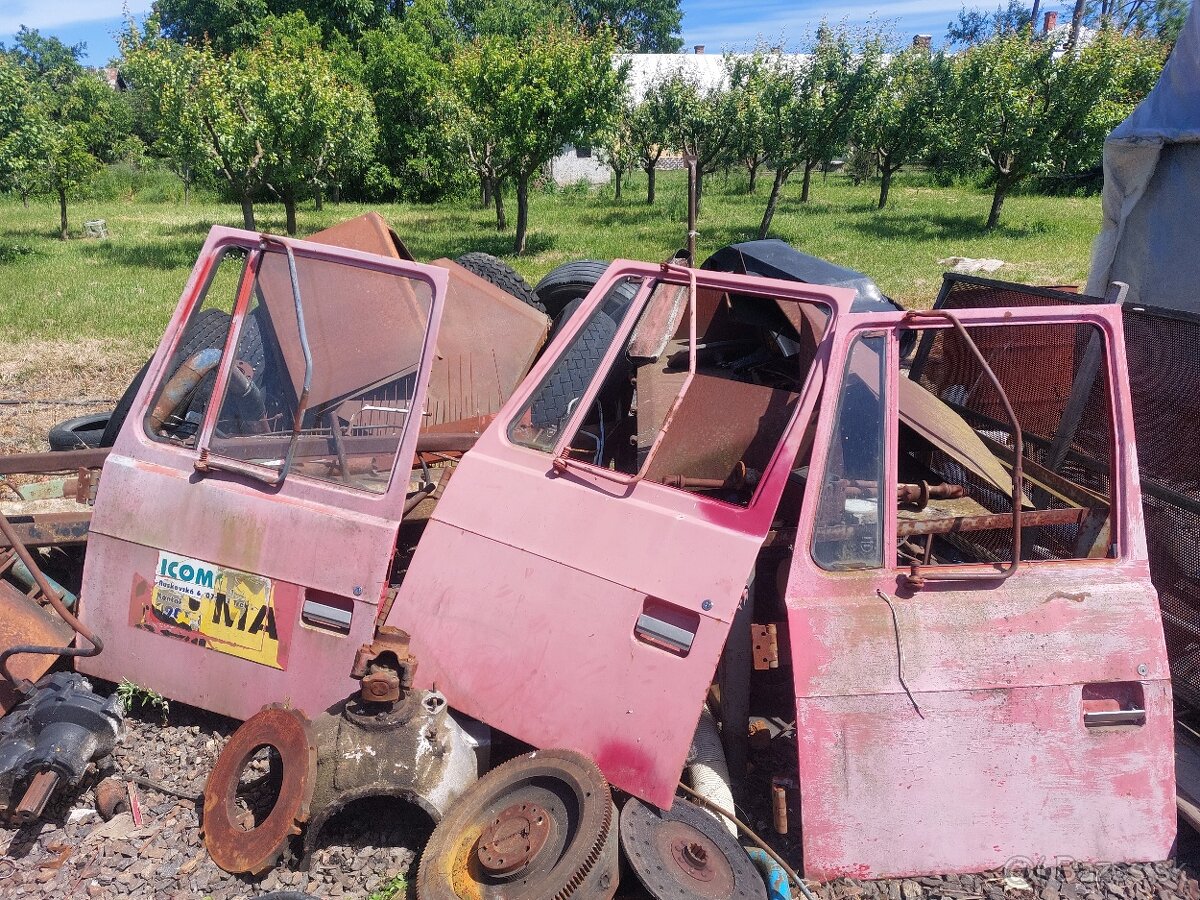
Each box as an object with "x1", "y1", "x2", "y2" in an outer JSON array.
[{"x1": 74, "y1": 227, "x2": 1173, "y2": 883}]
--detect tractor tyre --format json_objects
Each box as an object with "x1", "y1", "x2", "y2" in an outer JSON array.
[{"x1": 454, "y1": 251, "x2": 545, "y2": 314}]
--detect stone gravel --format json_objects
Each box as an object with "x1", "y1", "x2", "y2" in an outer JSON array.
[
  {"x1": 0, "y1": 685, "x2": 417, "y2": 900},
  {"x1": 1, "y1": 681, "x2": 1197, "y2": 899}
]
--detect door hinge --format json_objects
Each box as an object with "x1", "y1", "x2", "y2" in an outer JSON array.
[{"x1": 751, "y1": 623, "x2": 780, "y2": 671}]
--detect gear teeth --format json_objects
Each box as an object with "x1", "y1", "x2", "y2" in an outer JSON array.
[{"x1": 552, "y1": 789, "x2": 613, "y2": 900}]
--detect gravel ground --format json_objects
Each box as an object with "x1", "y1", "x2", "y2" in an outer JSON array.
[
  {"x1": 1, "y1": 681, "x2": 1197, "y2": 900},
  {"x1": 0, "y1": 688, "x2": 418, "y2": 900}
]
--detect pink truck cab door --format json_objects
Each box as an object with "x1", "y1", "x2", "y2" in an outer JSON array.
[
  {"x1": 785, "y1": 303, "x2": 1175, "y2": 879},
  {"x1": 389, "y1": 262, "x2": 853, "y2": 808},
  {"x1": 78, "y1": 228, "x2": 448, "y2": 721}
]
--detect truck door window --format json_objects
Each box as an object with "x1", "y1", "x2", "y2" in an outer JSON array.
[
  {"x1": 204, "y1": 249, "x2": 434, "y2": 493},
  {"x1": 508, "y1": 276, "x2": 644, "y2": 452},
  {"x1": 812, "y1": 333, "x2": 886, "y2": 569},
  {"x1": 897, "y1": 322, "x2": 1115, "y2": 568},
  {"x1": 143, "y1": 247, "x2": 249, "y2": 443},
  {"x1": 515, "y1": 275, "x2": 826, "y2": 508}
]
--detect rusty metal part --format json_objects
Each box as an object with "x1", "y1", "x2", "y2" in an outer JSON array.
[
  {"x1": 0, "y1": 509, "x2": 103, "y2": 699},
  {"x1": 685, "y1": 152, "x2": 698, "y2": 265},
  {"x1": 0, "y1": 580, "x2": 72, "y2": 715},
  {"x1": 303, "y1": 212, "x2": 548, "y2": 434},
  {"x1": 902, "y1": 309, "x2": 1025, "y2": 587},
  {"x1": 0, "y1": 511, "x2": 91, "y2": 550},
  {"x1": 417, "y1": 749, "x2": 613, "y2": 900},
  {"x1": 0, "y1": 448, "x2": 109, "y2": 477},
  {"x1": 150, "y1": 348, "x2": 222, "y2": 434},
  {"x1": 12, "y1": 770, "x2": 59, "y2": 823},
  {"x1": 477, "y1": 800, "x2": 552, "y2": 875},
  {"x1": 772, "y1": 784, "x2": 789, "y2": 835},
  {"x1": 620, "y1": 795, "x2": 766, "y2": 900},
  {"x1": 94, "y1": 776, "x2": 129, "y2": 820},
  {"x1": 300, "y1": 688, "x2": 486, "y2": 868},
  {"x1": 896, "y1": 505, "x2": 1085, "y2": 539},
  {"x1": 350, "y1": 626, "x2": 416, "y2": 701},
  {"x1": 202, "y1": 705, "x2": 317, "y2": 876}
]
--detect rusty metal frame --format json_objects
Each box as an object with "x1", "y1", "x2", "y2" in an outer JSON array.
[{"x1": 900, "y1": 309, "x2": 1025, "y2": 586}]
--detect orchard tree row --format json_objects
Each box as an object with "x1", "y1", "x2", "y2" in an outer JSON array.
[
  {"x1": 0, "y1": 0, "x2": 1172, "y2": 248},
  {"x1": 603, "y1": 19, "x2": 1166, "y2": 233}
]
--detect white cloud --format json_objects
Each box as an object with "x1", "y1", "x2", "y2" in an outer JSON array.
[{"x1": 0, "y1": 0, "x2": 154, "y2": 36}]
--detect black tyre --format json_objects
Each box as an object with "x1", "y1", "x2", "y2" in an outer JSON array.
[
  {"x1": 99, "y1": 307, "x2": 240, "y2": 447},
  {"x1": 534, "y1": 259, "x2": 635, "y2": 321},
  {"x1": 48, "y1": 413, "x2": 111, "y2": 451},
  {"x1": 454, "y1": 251, "x2": 545, "y2": 314},
  {"x1": 530, "y1": 298, "x2": 618, "y2": 430}
]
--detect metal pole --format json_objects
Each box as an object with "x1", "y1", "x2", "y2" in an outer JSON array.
[{"x1": 684, "y1": 153, "x2": 698, "y2": 266}]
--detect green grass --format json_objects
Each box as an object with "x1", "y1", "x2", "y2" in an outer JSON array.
[{"x1": 0, "y1": 170, "x2": 1102, "y2": 350}]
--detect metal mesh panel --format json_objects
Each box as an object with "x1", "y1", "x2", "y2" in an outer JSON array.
[{"x1": 932, "y1": 274, "x2": 1200, "y2": 712}]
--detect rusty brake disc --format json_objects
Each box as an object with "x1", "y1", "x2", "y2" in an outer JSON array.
[
  {"x1": 620, "y1": 796, "x2": 767, "y2": 900},
  {"x1": 202, "y1": 704, "x2": 317, "y2": 876},
  {"x1": 417, "y1": 748, "x2": 615, "y2": 900}
]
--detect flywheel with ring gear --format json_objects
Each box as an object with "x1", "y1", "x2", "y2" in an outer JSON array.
[
  {"x1": 417, "y1": 748, "x2": 618, "y2": 899},
  {"x1": 620, "y1": 795, "x2": 768, "y2": 900}
]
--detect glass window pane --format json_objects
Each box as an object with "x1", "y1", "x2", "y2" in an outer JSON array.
[
  {"x1": 812, "y1": 333, "x2": 886, "y2": 570},
  {"x1": 144, "y1": 247, "x2": 249, "y2": 444},
  {"x1": 508, "y1": 276, "x2": 642, "y2": 452},
  {"x1": 206, "y1": 251, "x2": 433, "y2": 494}
]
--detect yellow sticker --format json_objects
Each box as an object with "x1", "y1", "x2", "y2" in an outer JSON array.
[{"x1": 151, "y1": 552, "x2": 281, "y2": 669}]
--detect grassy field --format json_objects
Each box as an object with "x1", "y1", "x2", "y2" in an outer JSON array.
[{"x1": 0, "y1": 169, "x2": 1101, "y2": 451}]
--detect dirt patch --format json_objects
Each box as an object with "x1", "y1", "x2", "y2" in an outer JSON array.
[{"x1": 0, "y1": 340, "x2": 147, "y2": 455}]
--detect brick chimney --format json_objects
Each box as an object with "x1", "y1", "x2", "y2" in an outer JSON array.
[
  {"x1": 1043, "y1": 11, "x2": 1058, "y2": 33},
  {"x1": 912, "y1": 34, "x2": 932, "y2": 50},
  {"x1": 694, "y1": 44, "x2": 705, "y2": 54}
]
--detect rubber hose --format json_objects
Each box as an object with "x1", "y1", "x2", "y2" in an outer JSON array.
[
  {"x1": 747, "y1": 848, "x2": 792, "y2": 900},
  {"x1": 686, "y1": 704, "x2": 738, "y2": 837}
]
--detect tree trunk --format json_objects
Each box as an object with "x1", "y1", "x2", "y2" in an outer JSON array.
[
  {"x1": 284, "y1": 191, "x2": 298, "y2": 236},
  {"x1": 481, "y1": 174, "x2": 492, "y2": 208},
  {"x1": 1068, "y1": 0, "x2": 1086, "y2": 48},
  {"x1": 240, "y1": 193, "x2": 256, "y2": 230},
  {"x1": 332, "y1": 184, "x2": 341, "y2": 204},
  {"x1": 58, "y1": 188, "x2": 68, "y2": 240},
  {"x1": 878, "y1": 166, "x2": 895, "y2": 209},
  {"x1": 747, "y1": 159, "x2": 760, "y2": 193},
  {"x1": 758, "y1": 168, "x2": 790, "y2": 239},
  {"x1": 1030, "y1": 0, "x2": 1041, "y2": 34},
  {"x1": 513, "y1": 175, "x2": 530, "y2": 255},
  {"x1": 314, "y1": 186, "x2": 323, "y2": 211},
  {"x1": 493, "y1": 179, "x2": 507, "y2": 230},
  {"x1": 21, "y1": 191, "x2": 28, "y2": 208},
  {"x1": 183, "y1": 166, "x2": 191, "y2": 204},
  {"x1": 646, "y1": 164, "x2": 656, "y2": 204},
  {"x1": 614, "y1": 167, "x2": 623, "y2": 200},
  {"x1": 800, "y1": 161, "x2": 815, "y2": 202},
  {"x1": 694, "y1": 171, "x2": 703, "y2": 218},
  {"x1": 986, "y1": 177, "x2": 1013, "y2": 230}
]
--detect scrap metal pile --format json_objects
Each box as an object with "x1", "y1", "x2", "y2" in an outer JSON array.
[{"x1": 0, "y1": 211, "x2": 1183, "y2": 899}]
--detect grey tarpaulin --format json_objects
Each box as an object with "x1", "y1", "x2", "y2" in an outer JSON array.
[{"x1": 1086, "y1": 0, "x2": 1200, "y2": 309}]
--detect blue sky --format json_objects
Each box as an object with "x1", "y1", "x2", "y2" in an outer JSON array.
[{"x1": 0, "y1": 0, "x2": 977, "y2": 65}]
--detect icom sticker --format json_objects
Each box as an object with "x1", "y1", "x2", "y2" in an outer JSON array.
[{"x1": 137, "y1": 551, "x2": 283, "y2": 669}]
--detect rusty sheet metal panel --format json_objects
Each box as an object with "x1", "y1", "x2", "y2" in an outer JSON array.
[
  {"x1": 0, "y1": 580, "x2": 73, "y2": 714},
  {"x1": 424, "y1": 260, "x2": 548, "y2": 429},
  {"x1": 303, "y1": 213, "x2": 549, "y2": 431}
]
